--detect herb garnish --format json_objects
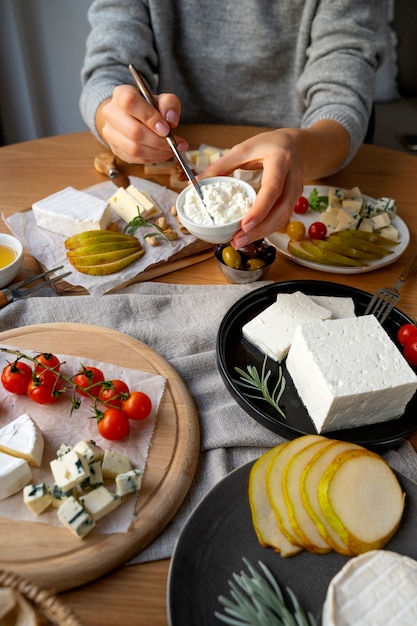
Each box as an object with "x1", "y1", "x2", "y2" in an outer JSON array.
[
  {"x1": 308, "y1": 188, "x2": 328, "y2": 213},
  {"x1": 234, "y1": 357, "x2": 286, "y2": 418},
  {"x1": 124, "y1": 208, "x2": 171, "y2": 243},
  {"x1": 215, "y1": 558, "x2": 317, "y2": 626}
]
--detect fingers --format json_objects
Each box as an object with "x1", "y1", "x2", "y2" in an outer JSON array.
[{"x1": 100, "y1": 85, "x2": 188, "y2": 164}]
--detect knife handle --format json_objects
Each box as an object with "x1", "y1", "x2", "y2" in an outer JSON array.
[{"x1": 94, "y1": 152, "x2": 120, "y2": 179}]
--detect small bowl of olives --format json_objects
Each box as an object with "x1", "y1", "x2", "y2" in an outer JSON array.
[{"x1": 214, "y1": 240, "x2": 276, "y2": 283}]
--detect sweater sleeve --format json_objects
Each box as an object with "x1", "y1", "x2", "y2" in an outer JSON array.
[
  {"x1": 79, "y1": 0, "x2": 157, "y2": 143},
  {"x1": 297, "y1": 0, "x2": 385, "y2": 167}
]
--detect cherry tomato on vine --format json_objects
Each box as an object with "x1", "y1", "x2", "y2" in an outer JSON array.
[
  {"x1": 1, "y1": 361, "x2": 32, "y2": 395},
  {"x1": 27, "y1": 379, "x2": 62, "y2": 405},
  {"x1": 98, "y1": 408, "x2": 130, "y2": 440},
  {"x1": 397, "y1": 323, "x2": 417, "y2": 347},
  {"x1": 308, "y1": 222, "x2": 327, "y2": 240},
  {"x1": 73, "y1": 366, "x2": 105, "y2": 397},
  {"x1": 286, "y1": 221, "x2": 306, "y2": 241},
  {"x1": 99, "y1": 379, "x2": 130, "y2": 409},
  {"x1": 34, "y1": 353, "x2": 61, "y2": 386},
  {"x1": 403, "y1": 338, "x2": 417, "y2": 367},
  {"x1": 123, "y1": 391, "x2": 152, "y2": 421},
  {"x1": 294, "y1": 196, "x2": 309, "y2": 214}
]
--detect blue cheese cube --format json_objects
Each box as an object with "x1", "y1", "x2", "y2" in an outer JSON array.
[
  {"x1": 379, "y1": 224, "x2": 399, "y2": 241},
  {"x1": 80, "y1": 460, "x2": 103, "y2": 491},
  {"x1": 115, "y1": 469, "x2": 143, "y2": 496},
  {"x1": 361, "y1": 201, "x2": 378, "y2": 219},
  {"x1": 23, "y1": 483, "x2": 52, "y2": 515},
  {"x1": 371, "y1": 212, "x2": 391, "y2": 230},
  {"x1": 336, "y1": 208, "x2": 360, "y2": 231},
  {"x1": 73, "y1": 440, "x2": 104, "y2": 464},
  {"x1": 375, "y1": 197, "x2": 397, "y2": 217},
  {"x1": 328, "y1": 187, "x2": 344, "y2": 205},
  {"x1": 50, "y1": 484, "x2": 75, "y2": 508},
  {"x1": 101, "y1": 450, "x2": 132, "y2": 479},
  {"x1": 56, "y1": 443, "x2": 73, "y2": 458},
  {"x1": 50, "y1": 449, "x2": 90, "y2": 490},
  {"x1": 79, "y1": 485, "x2": 121, "y2": 521},
  {"x1": 57, "y1": 496, "x2": 95, "y2": 539},
  {"x1": 357, "y1": 218, "x2": 374, "y2": 233}
]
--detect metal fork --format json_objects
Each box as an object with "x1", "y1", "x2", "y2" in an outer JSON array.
[
  {"x1": 364, "y1": 251, "x2": 417, "y2": 323},
  {"x1": 0, "y1": 266, "x2": 71, "y2": 309}
]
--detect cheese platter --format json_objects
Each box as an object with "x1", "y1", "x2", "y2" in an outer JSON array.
[
  {"x1": 216, "y1": 280, "x2": 417, "y2": 450},
  {"x1": 0, "y1": 323, "x2": 200, "y2": 591}
]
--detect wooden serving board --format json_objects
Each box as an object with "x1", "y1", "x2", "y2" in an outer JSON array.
[{"x1": 0, "y1": 323, "x2": 200, "y2": 592}]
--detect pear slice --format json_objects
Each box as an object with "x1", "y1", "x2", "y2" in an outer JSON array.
[
  {"x1": 248, "y1": 445, "x2": 302, "y2": 557},
  {"x1": 311, "y1": 238, "x2": 382, "y2": 260},
  {"x1": 282, "y1": 438, "x2": 336, "y2": 553},
  {"x1": 266, "y1": 434, "x2": 326, "y2": 548},
  {"x1": 328, "y1": 230, "x2": 398, "y2": 247},
  {"x1": 299, "y1": 241, "x2": 365, "y2": 267},
  {"x1": 300, "y1": 440, "x2": 361, "y2": 556},
  {"x1": 288, "y1": 240, "x2": 334, "y2": 265},
  {"x1": 318, "y1": 448, "x2": 405, "y2": 555},
  {"x1": 327, "y1": 233, "x2": 393, "y2": 256}
]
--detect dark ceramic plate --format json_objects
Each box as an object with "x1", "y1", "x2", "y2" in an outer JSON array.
[
  {"x1": 167, "y1": 462, "x2": 417, "y2": 626},
  {"x1": 216, "y1": 280, "x2": 417, "y2": 451}
]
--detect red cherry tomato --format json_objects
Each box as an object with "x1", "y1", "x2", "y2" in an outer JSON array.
[
  {"x1": 27, "y1": 379, "x2": 62, "y2": 405},
  {"x1": 73, "y1": 366, "x2": 105, "y2": 398},
  {"x1": 98, "y1": 408, "x2": 130, "y2": 440},
  {"x1": 1, "y1": 361, "x2": 32, "y2": 395},
  {"x1": 294, "y1": 196, "x2": 309, "y2": 214},
  {"x1": 34, "y1": 353, "x2": 61, "y2": 386},
  {"x1": 99, "y1": 379, "x2": 130, "y2": 409},
  {"x1": 308, "y1": 222, "x2": 327, "y2": 240},
  {"x1": 123, "y1": 391, "x2": 152, "y2": 421},
  {"x1": 397, "y1": 323, "x2": 417, "y2": 347},
  {"x1": 403, "y1": 338, "x2": 417, "y2": 367}
]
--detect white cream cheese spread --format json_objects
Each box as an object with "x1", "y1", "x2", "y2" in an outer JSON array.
[{"x1": 181, "y1": 181, "x2": 253, "y2": 225}]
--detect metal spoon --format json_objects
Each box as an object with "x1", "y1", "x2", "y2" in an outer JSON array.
[{"x1": 128, "y1": 64, "x2": 214, "y2": 223}]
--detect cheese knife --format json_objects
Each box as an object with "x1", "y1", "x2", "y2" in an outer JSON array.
[
  {"x1": 128, "y1": 64, "x2": 213, "y2": 222},
  {"x1": 94, "y1": 152, "x2": 130, "y2": 188}
]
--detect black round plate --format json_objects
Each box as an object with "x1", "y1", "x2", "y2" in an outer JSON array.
[
  {"x1": 167, "y1": 462, "x2": 417, "y2": 626},
  {"x1": 216, "y1": 280, "x2": 417, "y2": 451}
]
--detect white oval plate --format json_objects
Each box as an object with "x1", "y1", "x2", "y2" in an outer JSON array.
[{"x1": 267, "y1": 185, "x2": 410, "y2": 274}]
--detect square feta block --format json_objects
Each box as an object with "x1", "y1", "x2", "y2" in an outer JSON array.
[
  {"x1": 242, "y1": 291, "x2": 332, "y2": 362},
  {"x1": 32, "y1": 186, "x2": 111, "y2": 237},
  {"x1": 308, "y1": 296, "x2": 356, "y2": 319},
  {"x1": 286, "y1": 315, "x2": 417, "y2": 433}
]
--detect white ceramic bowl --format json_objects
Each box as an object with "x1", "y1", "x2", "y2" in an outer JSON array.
[
  {"x1": 176, "y1": 176, "x2": 256, "y2": 244},
  {"x1": 0, "y1": 233, "x2": 24, "y2": 288}
]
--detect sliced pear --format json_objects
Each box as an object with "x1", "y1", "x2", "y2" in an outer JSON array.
[
  {"x1": 70, "y1": 249, "x2": 145, "y2": 275},
  {"x1": 266, "y1": 434, "x2": 326, "y2": 548},
  {"x1": 67, "y1": 240, "x2": 141, "y2": 256},
  {"x1": 311, "y1": 238, "x2": 382, "y2": 260},
  {"x1": 282, "y1": 438, "x2": 335, "y2": 553},
  {"x1": 65, "y1": 230, "x2": 139, "y2": 249},
  {"x1": 300, "y1": 440, "x2": 361, "y2": 556},
  {"x1": 248, "y1": 445, "x2": 302, "y2": 557},
  {"x1": 299, "y1": 241, "x2": 365, "y2": 267},
  {"x1": 318, "y1": 448, "x2": 405, "y2": 555},
  {"x1": 329, "y1": 230, "x2": 399, "y2": 247},
  {"x1": 288, "y1": 240, "x2": 329, "y2": 265}
]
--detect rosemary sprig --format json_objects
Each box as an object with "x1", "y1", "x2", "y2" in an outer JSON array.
[
  {"x1": 215, "y1": 558, "x2": 317, "y2": 626},
  {"x1": 124, "y1": 208, "x2": 171, "y2": 243},
  {"x1": 234, "y1": 356, "x2": 286, "y2": 418}
]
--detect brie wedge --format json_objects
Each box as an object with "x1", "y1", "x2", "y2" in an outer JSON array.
[
  {"x1": 0, "y1": 451, "x2": 32, "y2": 500},
  {"x1": 0, "y1": 413, "x2": 44, "y2": 467}
]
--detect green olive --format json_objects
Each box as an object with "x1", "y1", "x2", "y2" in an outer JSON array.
[
  {"x1": 222, "y1": 246, "x2": 241, "y2": 269},
  {"x1": 246, "y1": 258, "x2": 266, "y2": 271}
]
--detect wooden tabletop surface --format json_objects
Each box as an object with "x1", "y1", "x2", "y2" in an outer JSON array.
[{"x1": 1, "y1": 126, "x2": 417, "y2": 625}]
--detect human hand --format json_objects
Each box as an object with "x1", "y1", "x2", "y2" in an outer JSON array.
[
  {"x1": 96, "y1": 85, "x2": 189, "y2": 163},
  {"x1": 201, "y1": 129, "x2": 304, "y2": 249}
]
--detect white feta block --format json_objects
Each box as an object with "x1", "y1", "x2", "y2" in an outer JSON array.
[
  {"x1": 308, "y1": 296, "x2": 356, "y2": 319},
  {"x1": 242, "y1": 291, "x2": 332, "y2": 362},
  {"x1": 79, "y1": 485, "x2": 121, "y2": 521},
  {"x1": 23, "y1": 483, "x2": 52, "y2": 515},
  {"x1": 115, "y1": 469, "x2": 143, "y2": 496},
  {"x1": 0, "y1": 452, "x2": 32, "y2": 500},
  {"x1": 286, "y1": 315, "x2": 417, "y2": 433},
  {"x1": 57, "y1": 496, "x2": 95, "y2": 539},
  {"x1": 32, "y1": 186, "x2": 111, "y2": 237},
  {"x1": 0, "y1": 413, "x2": 44, "y2": 467},
  {"x1": 50, "y1": 449, "x2": 90, "y2": 490},
  {"x1": 101, "y1": 449, "x2": 132, "y2": 479}
]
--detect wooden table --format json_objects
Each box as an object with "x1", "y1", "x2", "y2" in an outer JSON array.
[{"x1": 1, "y1": 126, "x2": 417, "y2": 625}]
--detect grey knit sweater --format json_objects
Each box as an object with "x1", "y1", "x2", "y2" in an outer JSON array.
[{"x1": 80, "y1": 0, "x2": 383, "y2": 164}]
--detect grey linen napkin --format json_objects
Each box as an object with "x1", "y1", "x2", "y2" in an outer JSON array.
[{"x1": 1, "y1": 281, "x2": 417, "y2": 564}]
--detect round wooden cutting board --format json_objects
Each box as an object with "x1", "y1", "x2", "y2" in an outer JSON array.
[{"x1": 0, "y1": 323, "x2": 200, "y2": 591}]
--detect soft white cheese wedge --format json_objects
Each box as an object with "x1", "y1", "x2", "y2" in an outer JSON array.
[
  {"x1": 0, "y1": 451, "x2": 32, "y2": 500},
  {"x1": 242, "y1": 291, "x2": 332, "y2": 362},
  {"x1": 0, "y1": 413, "x2": 44, "y2": 467},
  {"x1": 32, "y1": 186, "x2": 111, "y2": 236},
  {"x1": 322, "y1": 550, "x2": 417, "y2": 626},
  {"x1": 286, "y1": 315, "x2": 417, "y2": 433}
]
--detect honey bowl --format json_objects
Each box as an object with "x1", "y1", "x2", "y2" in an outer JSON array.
[{"x1": 0, "y1": 234, "x2": 23, "y2": 288}]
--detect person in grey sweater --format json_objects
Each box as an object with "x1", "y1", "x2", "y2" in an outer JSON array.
[{"x1": 80, "y1": 0, "x2": 383, "y2": 248}]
